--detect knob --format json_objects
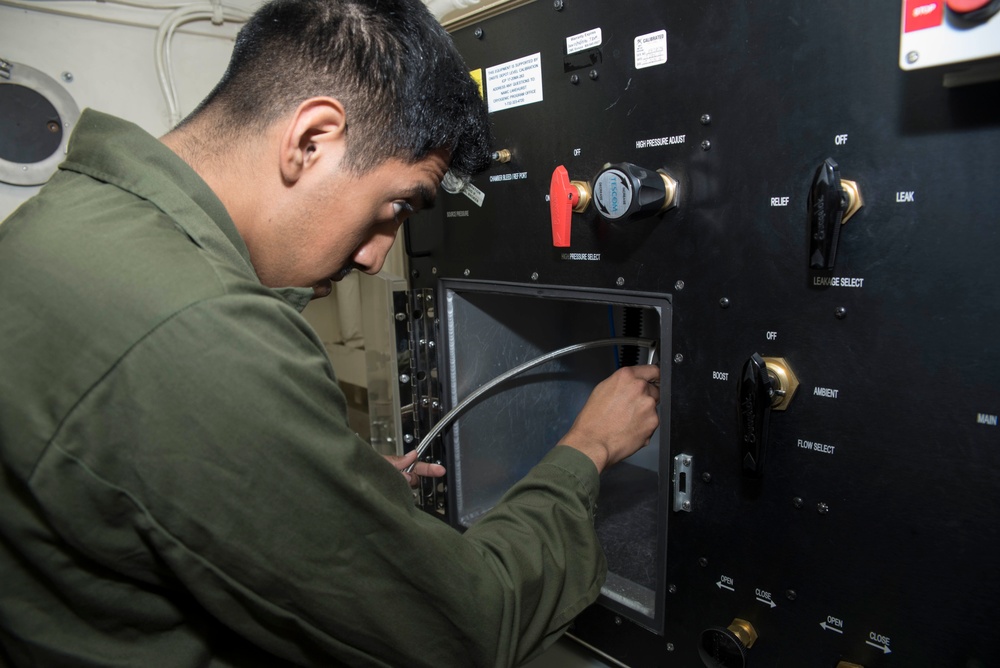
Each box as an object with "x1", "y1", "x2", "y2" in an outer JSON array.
[
  {"x1": 808, "y1": 158, "x2": 862, "y2": 270},
  {"x1": 591, "y1": 162, "x2": 678, "y2": 223},
  {"x1": 699, "y1": 618, "x2": 758, "y2": 668},
  {"x1": 946, "y1": 0, "x2": 1000, "y2": 22},
  {"x1": 737, "y1": 353, "x2": 773, "y2": 477},
  {"x1": 549, "y1": 165, "x2": 592, "y2": 247},
  {"x1": 737, "y1": 355, "x2": 799, "y2": 477}
]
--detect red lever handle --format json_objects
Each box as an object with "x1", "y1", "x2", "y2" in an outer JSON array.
[{"x1": 549, "y1": 165, "x2": 579, "y2": 247}]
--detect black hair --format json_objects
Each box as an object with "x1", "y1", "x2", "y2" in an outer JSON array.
[{"x1": 183, "y1": 0, "x2": 492, "y2": 176}]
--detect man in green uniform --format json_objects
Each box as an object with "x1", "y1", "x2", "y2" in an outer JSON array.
[{"x1": 0, "y1": 0, "x2": 661, "y2": 665}]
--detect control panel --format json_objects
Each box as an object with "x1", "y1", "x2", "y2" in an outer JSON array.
[{"x1": 398, "y1": 0, "x2": 1000, "y2": 665}]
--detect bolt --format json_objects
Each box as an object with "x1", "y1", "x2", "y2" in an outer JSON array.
[
  {"x1": 674, "y1": 353, "x2": 684, "y2": 364},
  {"x1": 668, "y1": 584, "x2": 677, "y2": 594},
  {"x1": 614, "y1": 615, "x2": 622, "y2": 625},
  {"x1": 431, "y1": 400, "x2": 440, "y2": 410},
  {"x1": 403, "y1": 434, "x2": 414, "y2": 444},
  {"x1": 702, "y1": 472, "x2": 712, "y2": 483},
  {"x1": 589, "y1": 69, "x2": 599, "y2": 80},
  {"x1": 427, "y1": 340, "x2": 435, "y2": 348},
  {"x1": 786, "y1": 589, "x2": 797, "y2": 601},
  {"x1": 700, "y1": 114, "x2": 712, "y2": 125},
  {"x1": 463, "y1": 268, "x2": 471, "y2": 277},
  {"x1": 674, "y1": 280, "x2": 685, "y2": 290},
  {"x1": 817, "y1": 502, "x2": 830, "y2": 514},
  {"x1": 666, "y1": 643, "x2": 675, "y2": 652},
  {"x1": 553, "y1": 0, "x2": 564, "y2": 9},
  {"x1": 616, "y1": 277, "x2": 625, "y2": 287},
  {"x1": 410, "y1": 269, "x2": 420, "y2": 279},
  {"x1": 399, "y1": 374, "x2": 410, "y2": 384},
  {"x1": 530, "y1": 272, "x2": 539, "y2": 281},
  {"x1": 698, "y1": 557, "x2": 708, "y2": 568},
  {"x1": 701, "y1": 140, "x2": 712, "y2": 151},
  {"x1": 906, "y1": 51, "x2": 919, "y2": 64},
  {"x1": 682, "y1": 457, "x2": 691, "y2": 467},
  {"x1": 431, "y1": 267, "x2": 438, "y2": 274},
  {"x1": 719, "y1": 297, "x2": 730, "y2": 308},
  {"x1": 681, "y1": 500, "x2": 692, "y2": 511},
  {"x1": 473, "y1": 27, "x2": 484, "y2": 39},
  {"x1": 793, "y1": 497, "x2": 803, "y2": 509},
  {"x1": 61, "y1": 71, "x2": 74, "y2": 82},
  {"x1": 835, "y1": 306, "x2": 847, "y2": 319},
  {"x1": 569, "y1": 74, "x2": 580, "y2": 85}
]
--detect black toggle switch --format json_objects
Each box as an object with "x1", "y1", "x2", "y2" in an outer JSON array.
[
  {"x1": 808, "y1": 158, "x2": 847, "y2": 270},
  {"x1": 737, "y1": 353, "x2": 773, "y2": 477},
  {"x1": 808, "y1": 158, "x2": 863, "y2": 270}
]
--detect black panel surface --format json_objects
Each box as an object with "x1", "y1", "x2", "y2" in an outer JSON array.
[{"x1": 408, "y1": 1, "x2": 1000, "y2": 665}]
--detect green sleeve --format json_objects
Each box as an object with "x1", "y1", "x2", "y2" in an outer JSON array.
[{"x1": 32, "y1": 292, "x2": 606, "y2": 667}]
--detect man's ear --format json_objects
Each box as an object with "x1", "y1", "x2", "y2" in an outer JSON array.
[{"x1": 278, "y1": 97, "x2": 348, "y2": 184}]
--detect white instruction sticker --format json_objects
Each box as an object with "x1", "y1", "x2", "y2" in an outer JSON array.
[
  {"x1": 634, "y1": 30, "x2": 667, "y2": 69},
  {"x1": 567, "y1": 28, "x2": 602, "y2": 55},
  {"x1": 485, "y1": 53, "x2": 543, "y2": 113}
]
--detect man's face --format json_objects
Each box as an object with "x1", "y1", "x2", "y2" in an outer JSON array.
[{"x1": 256, "y1": 148, "x2": 449, "y2": 298}]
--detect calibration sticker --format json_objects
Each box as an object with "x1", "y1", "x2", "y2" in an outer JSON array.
[
  {"x1": 634, "y1": 29, "x2": 667, "y2": 69},
  {"x1": 485, "y1": 53, "x2": 543, "y2": 113}
]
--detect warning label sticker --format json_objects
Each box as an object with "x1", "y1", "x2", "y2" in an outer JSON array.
[
  {"x1": 634, "y1": 30, "x2": 667, "y2": 69},
  {"x1": 485, "y1": 53, "x2": 543, "y2": 113}
]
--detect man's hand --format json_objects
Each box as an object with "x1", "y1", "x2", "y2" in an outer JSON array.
[
  {"x1": 384, "y1": 450, "x2": 446, "y2": 487},
  {"x1": 559, "y1": 365, "x2": 661, "y2": 473}
]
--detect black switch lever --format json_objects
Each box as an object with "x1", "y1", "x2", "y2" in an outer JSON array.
[
  {"x1": 808, "y1": 158, "x2": 847, "y2": 270},
  {"x1": 737, "y1": 353, "x2": 773, "y2": 477},
  {"x1": 808, "y1": 158, "x2": 863, "y2": 270}
]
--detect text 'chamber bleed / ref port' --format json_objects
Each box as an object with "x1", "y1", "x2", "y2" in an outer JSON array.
[{"x1": 439, "y1": 280, "x2": 672, "y2": 632}]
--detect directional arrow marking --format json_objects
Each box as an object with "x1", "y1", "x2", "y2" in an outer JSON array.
[
  {"x1": 819, "y1": 622, "x2": 843, "y2": 634},
  {"x1": 865, "y1": 640, "x2": 892, "y2": 655},
  {"x1": 755, "y1": 596, "x2": 777, "y2": 609},
  {"x1": 716, "y1": 581, "x2": 734, "y2": 591}
]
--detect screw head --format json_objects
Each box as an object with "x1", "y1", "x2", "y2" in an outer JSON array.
[
  {"x1": 61, "y1": 71, "x2": 74, "y2": 82},
  {"x1": 793, "y1": 496, "x2": 804, "y2": 509},
  {"x1": 588, "y1": 69, "x2": 599, "y2": 80},
  {"x1": 474, "y1": 27, "x2": 484, "y2": 39},
  {"x1": 530, "y1": 272, "x2": 539, "y2": 281},
  {"x1": 673, "y1": 353, "x2": 684, "y2": 364},
  {"x1": 701, "y1": 140, "x2": 712, "y2": 151},
  {"x1": 835, "y1": 306, "x2": 847, "y2": 319},
  {"x1": 681, "y1": 500, "x2": 692, "y2": 511},
  {"x1": 616, "y1": 276, "x2": 625, "y2": 287},
  {"x1": 463, "y1": 268, "x2": 471, "y2": 276},
  {"x1": 700, "y1": 114, "x2": 712, "y2": 125},
  {"x1": 702, "y1": 472, "x2": 712, "y2": 483},
  {"x1": 785, "y1": 589, "x2": 797, "y2": 601},
  {"x1": 817, "y1": 502, "x2": 830, "y2": 514},
  {"x1": 569, "y1": 74, "x2": 580, "y2": 85},
  {"x1": 719, "y1": 297, "x2": 730, "y2": 308},
  {"x1": 399, "y1": 374, "x2": 411, "y2": 384},
  {"x1": 553, "y1": 0, "x2": 564, "y2": 9},
  {"x1": 668, "y1": 584, "x2": 677, "y2": 594},
  {"x1": 698, "y1": 557, "x2": 708, "y2": 568},
  {"x1": 674, "y1": 280, "x2": 685, "y2": 290},
  {"x1": 906, "y1": 50, "x2": 919, "y2": 64}
]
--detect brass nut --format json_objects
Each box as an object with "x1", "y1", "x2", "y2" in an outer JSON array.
[{"x1": 762, "y1": 357, "x2": 799, "y2": 411}]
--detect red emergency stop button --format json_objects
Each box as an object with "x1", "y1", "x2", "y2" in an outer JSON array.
[
  {"x1": 904, "y1": 0, "x2": 943, "y2": 31},
  {"x1": 946, "y1": 0, "x2": 1000, "y2": 21}
]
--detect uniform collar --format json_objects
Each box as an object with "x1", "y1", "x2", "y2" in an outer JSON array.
[{"x1": 59, "y1": 109, "x2": 315, "y2": 312}]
